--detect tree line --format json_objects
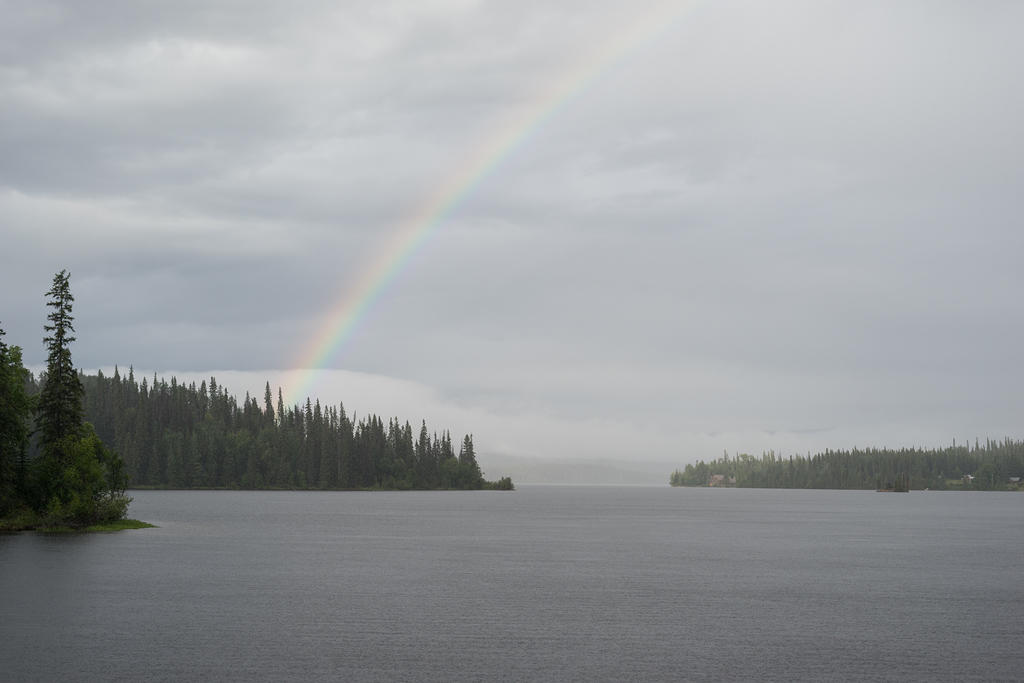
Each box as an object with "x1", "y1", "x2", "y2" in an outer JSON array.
[
  {"x1": 670, "y1": 440, "x2": 1024, "y2": 491},
  {"x1": 68, "y1": 367, "x2": 512, "y2": 491}
]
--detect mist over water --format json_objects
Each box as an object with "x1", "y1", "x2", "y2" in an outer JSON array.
[{"x1": 2, "y1": 487, "x2": 1022, "y2": 681}]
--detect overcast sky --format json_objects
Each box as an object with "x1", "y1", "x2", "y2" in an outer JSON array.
[{"x1": 2, "y1": 1, "x2": 1022, "y2": 480}]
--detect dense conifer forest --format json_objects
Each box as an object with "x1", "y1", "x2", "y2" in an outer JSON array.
[
  {"x1": 671, "y1": 442, "x2": 1024, "y2": 491},
  {"x1": 62, "y1": 369, "x2": 512, "y2": 491}
]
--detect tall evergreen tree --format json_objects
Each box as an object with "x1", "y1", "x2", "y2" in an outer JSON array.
[
  {"x1": 263, "y1": 381, "x2": 275, "y2": 426},
  {"x1": 37, "y1": 269, "x2": 84, "y2": 451},
  {"x1": 31, "y1": 271, "x2": 131, "y2": 524},
  {"x1": 458, "y1": 434, "x2": 484, "y2": 489}
]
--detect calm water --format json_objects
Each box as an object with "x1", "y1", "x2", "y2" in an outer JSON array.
[{"x1": 1, "y1": 487, "x2": 1022, "y2": 681}]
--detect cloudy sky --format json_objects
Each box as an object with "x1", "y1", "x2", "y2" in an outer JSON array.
[{"x1": 2, "y1": 1, "x2": 1022, "y2": 481}]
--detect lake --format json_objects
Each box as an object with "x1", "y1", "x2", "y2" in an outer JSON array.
[{"x1": 1, "y1": 487, "x2": 1022, "y2": 681}]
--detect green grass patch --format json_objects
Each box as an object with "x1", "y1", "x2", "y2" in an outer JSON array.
[{"x1": 0, "y1": 510, "x2": 155, "y2": 533}]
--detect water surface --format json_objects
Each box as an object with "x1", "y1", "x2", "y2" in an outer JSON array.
[{"x1": 1, "y1": 487, "x2": 1022, "y2": 681}]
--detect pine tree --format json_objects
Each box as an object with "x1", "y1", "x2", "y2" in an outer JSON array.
[
  {"x1": 416, "y1": 420, "x2": 432, "y2": 487},
  {"x1": 458, "y1": 433, "x2": 484, "y2": 489},
  {"x1": 37, "y1": 270, "x2": 84, "y2": 451},
  {"x1": 30, "y1": 271, "x2": 131, "y2": 524},
  {"x1": 276, "y1": 388, "x2": 284, "y2": 429},
  {"x1": 263, "y1": 381, "x2": 275, "y2": 426}
]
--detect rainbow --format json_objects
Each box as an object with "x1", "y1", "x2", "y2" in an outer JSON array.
[{"x1": 285, "y1": 1, "x2": 692, "y2": 406}]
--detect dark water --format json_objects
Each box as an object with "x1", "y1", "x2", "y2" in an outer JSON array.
[{"x1": 2, "y1": 487, "x2": 1022, "y2": 681}]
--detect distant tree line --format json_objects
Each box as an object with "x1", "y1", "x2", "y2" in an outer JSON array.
[
  {"x1": 670, "y1": 441, "x2": 1024, "y2": 491},
  {"x1": 44, "y1": 369, "x2": 512, "y2": 492}
]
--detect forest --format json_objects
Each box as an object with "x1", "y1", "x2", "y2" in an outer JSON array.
[
  {"x1": 670, "y1": 442, "x2": 1024, "y2": 491},
  {"x1": 68, "y1": 368, "x2": 513, "y2": 492}
]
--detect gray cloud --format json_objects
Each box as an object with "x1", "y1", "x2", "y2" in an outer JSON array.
[{"x1": 2, "y1": 1, "x2": 1023, "y2": 469}]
